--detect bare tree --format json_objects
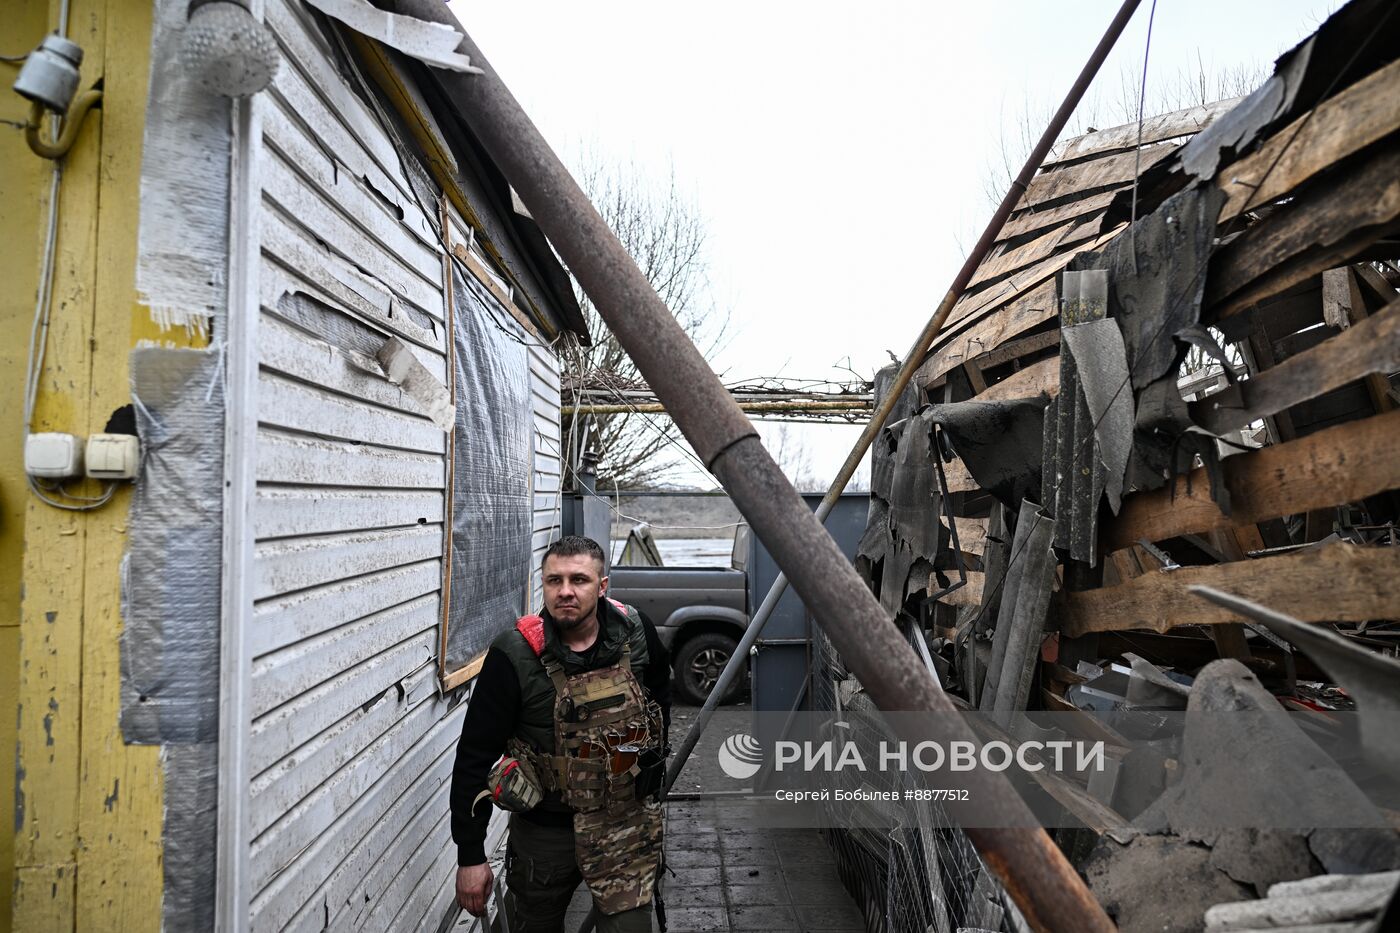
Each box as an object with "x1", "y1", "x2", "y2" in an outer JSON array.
[
  {"x1": 562, "y1": 152, "x2": 730, "y2": 490},
  {"x1": 765, "y1": 424, "x2": 821, "y2": 492}
]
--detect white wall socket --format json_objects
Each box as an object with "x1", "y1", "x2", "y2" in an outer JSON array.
[{"x1": 25, "y1": 432, "x2": 84, "y2": 479}]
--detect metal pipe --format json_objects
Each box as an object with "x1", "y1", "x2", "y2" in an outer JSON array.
[{"x1": 397, "y1": 2, "x2": 1133, "y2": 928}]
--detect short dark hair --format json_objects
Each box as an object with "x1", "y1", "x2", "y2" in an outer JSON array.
[{"x1": 542, "y1": 535, "x2": 606, "y2": 571}]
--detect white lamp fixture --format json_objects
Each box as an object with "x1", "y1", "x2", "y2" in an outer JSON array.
[{"x1": 181, "y1": 0, "x2": 279, "y2": 98}]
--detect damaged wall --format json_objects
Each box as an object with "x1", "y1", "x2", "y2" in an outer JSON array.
[{"x1": 242, "y1": 3, "x2": 563, "y2": 930}]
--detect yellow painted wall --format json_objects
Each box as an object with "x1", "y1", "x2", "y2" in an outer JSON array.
[
  {"x1": 3, "y1": 1, "x2": 172, "y2": 929},
  {"x1": 0, "y1": 7, "x2": 51, "y2": 928}
]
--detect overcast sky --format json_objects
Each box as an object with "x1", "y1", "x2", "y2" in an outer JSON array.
[{"x1": 450, "y1": 0, "x2": 1336, "y2": 489}]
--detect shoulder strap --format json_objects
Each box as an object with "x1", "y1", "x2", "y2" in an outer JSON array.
[{"x1": 515, "y1": 614, "x2": 546, "y2": 656}]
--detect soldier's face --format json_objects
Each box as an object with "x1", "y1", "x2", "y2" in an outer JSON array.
[{"x1": 542, "y1": 554, "x2": 608, "y2": 629}]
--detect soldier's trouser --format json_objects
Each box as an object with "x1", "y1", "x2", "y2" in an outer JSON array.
[{"x1": 503, "y1": 814, "x2": 653, "y2": 933}]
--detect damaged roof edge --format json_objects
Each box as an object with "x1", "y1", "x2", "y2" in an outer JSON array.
[{"x1": 339, "y1": 9, "x2": 589, "y2": 344}]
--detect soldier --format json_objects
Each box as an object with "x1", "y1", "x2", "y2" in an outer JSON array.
[{"x1": 451, "y1": 535, "x2": 671, "y2": 933}]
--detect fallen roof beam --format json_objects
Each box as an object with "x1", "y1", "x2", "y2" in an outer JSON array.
[
  {"x1": 1106, "y1": 407, "x2": 1400, "y2": 550},
  {"x1": 1192, "y1": 294, "x2": 1400, "y2": 434},
  {"x1": 1061, "y1": 543, "x2": 1400, "y2": 636}
]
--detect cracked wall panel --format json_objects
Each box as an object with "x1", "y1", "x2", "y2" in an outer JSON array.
[
  {"x1": 256, "y1": 742, "x2": 453, "y2": 933},
  {"x1": 248, "y1": 669, "x2": 434, "y2": 842},
  {"x1": 258, "y1": 313, "x2": 443, "y2": 417},
  {"x1": 250, "y1": 598, "x2": 438, "y2": 719},
  {"x1": 257, "y1": 370, "x2": 446, "y2": 454},
  {"x1": 248, "y1": 700, "x2": 458, "y2": 901},
  {"x1": 263, "y1": 151, "x2": 443, "y2": 317},
  {"x1": 262, "y1": 218, "x2": 444, "y2": 354}
]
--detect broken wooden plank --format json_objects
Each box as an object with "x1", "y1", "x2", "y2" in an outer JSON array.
[
  {"x1": 967, "y1": 214, "x2": 1107, "y2": 291},
  {"x1": 1206, "y1": 141, "x2": 1400, "y2": 320},
  {"x1": 948, "y1": 227, "x2": 1122, "y2": 331},
  {"x1": 1047, "y1": 98, "x2": 1242, "y2": 168},
  {"x1": 1060, "y1": 544, "x2": 1400, "y2": 637},
  {"x1": 1192, "y1": 294, "x2": 1400, "y2": 434},
  {"x1": 999, "y1": 190, "x2": 1120, "y2": 242},
  {"x1": 931, "y1": 570, "x2": 984, "y2": 607},
  {"x1": 976, "y1": 356, "x2": 1060, "y2": 403},
  {"x1": 949, "y1": 517, "x2": 990, "y2": 559},
  {"x1": 1106, "y1": 408, "x2": 1400, "y2": 550},
  {"x1": 1021, "y1": 144, "x2": 1177, "y2": 209},
  {"x1": 1216, "y1": 58, "x2": 1400, "y2": 223},
  {"x1": 918, "y1": 280, "x2": 1058, "y2": 387}
]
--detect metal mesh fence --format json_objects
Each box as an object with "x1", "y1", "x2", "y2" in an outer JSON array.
[{"x1": 809, "y1": 617, "x2": 1028, "y2": 933}]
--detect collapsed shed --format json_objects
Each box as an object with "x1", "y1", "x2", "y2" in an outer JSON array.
[{"x1": 847, "y1": 0, "x2": 1400, "y2": 927}]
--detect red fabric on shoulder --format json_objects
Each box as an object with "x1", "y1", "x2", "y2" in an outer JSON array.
[
  {"x1": 516, "y1": 615, "x2": 545, "y2": 656},
  {"x1": 608, "y1": 598, "x2": 626, "y2": 612}
]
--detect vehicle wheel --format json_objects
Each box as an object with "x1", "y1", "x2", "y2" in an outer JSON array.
[{"x1": 672, "y1": 632, "x2": 747, "y2": 706}]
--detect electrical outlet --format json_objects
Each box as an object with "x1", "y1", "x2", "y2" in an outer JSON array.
[{"x1": 25, "y1": 432, "x2": 84, "y2": 479}]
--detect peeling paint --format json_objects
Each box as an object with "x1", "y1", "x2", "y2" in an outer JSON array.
[
  {"x1": 45, "y1": 611, "x2": 56, "y2": 624},
  {"x1": 42, "y1": 699, "x2": 55, "y2": 747},
  {"x1": 104, "y1": 779, "x2": 120, "y2": 812},
  {"x1": 15, "y1": 750, "x2": 24, "y2": 833}
]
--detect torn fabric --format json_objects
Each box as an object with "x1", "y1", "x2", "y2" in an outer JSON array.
[{"x1": 135, "y1": 0, "x2": 232, "y2": 335}]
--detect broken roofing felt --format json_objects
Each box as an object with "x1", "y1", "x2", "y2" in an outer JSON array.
[{"x1": 855, "y1": 0, "x2": 1400, "y2": 920}]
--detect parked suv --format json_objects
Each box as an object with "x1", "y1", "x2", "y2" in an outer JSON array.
[{"x1": 609, "y1": 525, "x2": 752, "y2": 704}]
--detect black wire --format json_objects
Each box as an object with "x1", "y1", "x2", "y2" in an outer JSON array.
[{"x1": 954, "y1": 9, "x2": 1398, "y2": 648}]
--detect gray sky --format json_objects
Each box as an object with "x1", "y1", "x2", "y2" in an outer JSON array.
[{"x1": 450, "y1": 1, "x2": 1335, "y2": 489}]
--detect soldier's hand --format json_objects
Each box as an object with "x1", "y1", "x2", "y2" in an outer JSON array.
[{"x1": 456, "y1": 862, "x2": 494, "y2": 917}]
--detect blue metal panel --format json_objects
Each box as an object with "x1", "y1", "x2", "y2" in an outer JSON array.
[{"x1": 750, "y1": 493, "x2": 868, "y2": 716}]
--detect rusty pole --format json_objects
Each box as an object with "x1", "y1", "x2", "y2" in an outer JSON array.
[{"x1": 397, "y1": 2, "x2": 1134, "y2": 928}]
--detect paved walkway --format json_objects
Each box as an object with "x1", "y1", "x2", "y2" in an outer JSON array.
[{"x1": 460, "y1": 703, "x2": 866, "y2": 932}]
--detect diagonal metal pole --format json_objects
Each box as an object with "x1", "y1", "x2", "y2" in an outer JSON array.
[
  {"x1": 661, "y1": 0, "x2": 1145, "y2": 800},
  {"x1": 398, "y1": 2, "x2": 1139, "y2": 928}
]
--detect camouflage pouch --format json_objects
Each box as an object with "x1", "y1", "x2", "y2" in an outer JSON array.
[
  {"x1": 575, "y1": 799, "x2": 663, "y2": 914},
  {"x1": 487, "y1": 750, "x2": 543, "y2": 813}
]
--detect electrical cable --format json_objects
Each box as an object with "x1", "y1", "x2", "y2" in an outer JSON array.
[
  {"x1": 1129, "y1": 0, "x2": 1159, "y2": 271},
  {"x1": 21, "y1": 1, "x2": 110, "y2": 513}
]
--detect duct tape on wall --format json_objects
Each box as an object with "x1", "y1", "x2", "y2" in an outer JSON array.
[{"x1": 134, "y1": 0, "x2": 232, "y2": 337}]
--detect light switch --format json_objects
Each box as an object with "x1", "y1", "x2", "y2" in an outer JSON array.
[{"x1": 86, "y1": 433, "x2": 141, "y2": 480}]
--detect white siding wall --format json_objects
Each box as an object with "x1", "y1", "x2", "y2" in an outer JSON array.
[{"x1": 246, "y1": 3, "x2": 562, "y2": 929}]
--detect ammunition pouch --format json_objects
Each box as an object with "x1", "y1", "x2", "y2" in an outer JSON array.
[{"x1": 634, "y1": 743, "x2": 670, "y2": 802}]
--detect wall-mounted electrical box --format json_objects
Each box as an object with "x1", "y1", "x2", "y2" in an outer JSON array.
[
  {"x1": 86, "y1": 433, "x2": 141, "y2": 480},
  {"x1": 24, "y1": 432, "x2": 84, "y2": 479}
]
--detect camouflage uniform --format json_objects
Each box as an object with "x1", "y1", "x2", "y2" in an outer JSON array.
[{"x1": 494, "y1": 600, "x2": 665, "y2": 932}]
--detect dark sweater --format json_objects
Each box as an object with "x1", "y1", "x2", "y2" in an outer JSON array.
[{"x1": 449, "y1": 605, "x2": 671, "y2": 866}]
